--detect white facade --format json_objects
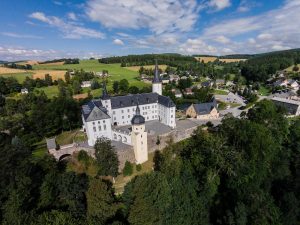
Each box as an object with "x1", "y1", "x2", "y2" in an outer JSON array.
[
  {"x1": 82, "y1": 62, "x2": 176, "y2": 165},
  {"x1": 152, "y1": 83, "x2": 162, "y2": 95},
  {"x1": 131, "y1": 123, "x2": 148, "y2": 164}
]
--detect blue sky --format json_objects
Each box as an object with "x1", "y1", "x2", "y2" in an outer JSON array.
[{"x1": 0, "y1": 0, "x2": 299, "y2": 60}]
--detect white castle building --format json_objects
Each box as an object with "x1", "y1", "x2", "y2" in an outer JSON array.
[{"x1": 81, "y1": 62, "x2": 176, "y2": 164}]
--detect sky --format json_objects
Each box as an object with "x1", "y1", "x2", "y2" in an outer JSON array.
[{"x1": 0, "y1": 0, "x2": 299, "y2": 60}]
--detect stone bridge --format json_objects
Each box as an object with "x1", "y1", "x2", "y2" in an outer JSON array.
[{"x1": 49, "y1": 143, "x2": 94, "y2": 161}]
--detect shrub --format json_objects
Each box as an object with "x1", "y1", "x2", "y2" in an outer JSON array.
[
  {"x1": 136, "y1": 164, "x2": 142, "y2": 172},
  {"x1": 123, "y1": 161, "x2": 133, "y2": 176},
  {"x1": 78, "y1": 150, "x2": 90, "y2": 167}
]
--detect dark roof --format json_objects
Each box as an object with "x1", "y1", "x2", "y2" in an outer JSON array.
[
  {"x1": 109, "y1": 93, "x2": 175, "y2": 109},
  {"x1": 201, "y1": 81, "x2": 212, "y2": 87},
  {"x1": 158, "y1": 95, "x2": 176, "y2": 107},
  {"x1": 82, "y1": 100, "x2": 110, "y2": 122},
  {"x1": 152, "y1": 59, "x2": 162, "y2": 83},
  {"x1": 131, "y1": 104, "x2": 145, "y2": 125},
  {"x1": 193, "y1": 99, "x2": 218, "y2": 115}
]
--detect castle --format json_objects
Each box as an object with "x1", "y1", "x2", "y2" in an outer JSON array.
[{"x1": 81, "y1": 62, "x2": 176, "y2": 164}]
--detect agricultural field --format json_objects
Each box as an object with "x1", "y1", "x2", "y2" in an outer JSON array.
[
  {"x1": 195, "y1": 56, "x2": 218, "y2": 63},
  {"x1": 126, "y1": 64, "x2": 168, "y2": 72},
  {"x1": 0, "y1": 65, "x2": 67, "y2": 82},
  {"x1": 195, "y1": 57, "x2": 247, "y2": 63},
  {"x1": 0, "y1": 72, "x2": 33, "y2": 83},
  {"x1": 32, "y1": 70, "x2": 66, "y2": 80}
]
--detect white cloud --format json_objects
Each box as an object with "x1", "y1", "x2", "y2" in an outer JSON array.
[
  {"x1": 237, "y1": 0, "x2": 260, "y2": 12},
  {"x1": 0, "y1": 45, "x2": 104, "y2": 61},
  {"x1": 67, "y1": 12, "x2": 77, "y2": 21},
  {"x1": 257, "y1": 33, "x2": 272, "y2": 40},
  {"x1": 179, "y1": 38, "x2": 218, "y2": 55},
  {"x1": 1, "y1": 32, "x2": 43, "y2": 39},
  {"x1": 208, "y1": 0, "x2": 231, "y2": 11},
  {"x1": 85, "y1": 0, "x2": 199, "y2": 34},
  {"x1": 214, "y1": 35, "x2": 230, "y2": 44},
  {"x1": 200, "y1": 0, "x2": 300, "y2": 53},
  {"x1": 113, "y1": 39, "x2": 124, "y2": 45},
  {"x1": 53, "y1": 1, "x2": 62, "y2": 6},
  {"x1": 29, "y1": 12, "x2": 105, "y2": 39}
]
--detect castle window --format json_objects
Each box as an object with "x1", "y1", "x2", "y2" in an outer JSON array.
[
  {"x1": 92, "y1": 122, "x2": 95, "y2": 125},
  {"x1": 93, "y1": 127, "x2": 96, "y2": 132},
  {"x1": 103, "y1": 120, "x2": 105, "y2": 123},
  {"x1": 121, "y1": 110, "x2": 124, "y2": 113},
  {"x1": 127, "y1": 109, "x2": 130, "y2": 112},
  {"x1": 128, "y1": 115, "x2": 130, "y2": 118},
  {"x1": 98, "y1": 125, "x2": 102, "y2": 131},
  {"x1": 122, "y1": 116, "x2": 124, "y2": 119},
  {"x1": 114, "y1": 117, "x2": 116, "y2": 120},
  {"x1": 104, "y1": 125, "x2": 106, "y2": 130},
  {"x1": 98, "y1": 121, "x2": 100, "y2": 124},
  {"x1": 113, "y1": 111, "x2": 115, "y2": 115}
]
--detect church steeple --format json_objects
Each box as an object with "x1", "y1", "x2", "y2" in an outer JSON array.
[
  {"x1": 152, "y1": 59, "x2": 161, "y2": 84},
  {"x1": 101, "y1": 82, "x2": 110, "y2": 100},
  {"x1": 152, "y1": 59, "x2": 162, "y2": 95}
]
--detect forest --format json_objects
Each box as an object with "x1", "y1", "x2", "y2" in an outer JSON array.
[
  {"x1": 241, "y1": 49, "x2": 300, "y2": 82},
  {"x1": 0, "y1": 94, "x2": 300, "y2": 224}
]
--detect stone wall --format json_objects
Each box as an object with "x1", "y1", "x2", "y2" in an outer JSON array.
[{"x1": 147, "y1": 125, "x2": 199, "y2": 153}]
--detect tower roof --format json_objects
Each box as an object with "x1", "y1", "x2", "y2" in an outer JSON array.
[
  {"x1": 101, "y1": 82, "x2": 110, "y2": 100},
  {"x1": 152, "y1": 59, "x2": 162, "y2": 84},
  {"x1": 131, "y1": 101, "x2": 145, "y2": 125}
]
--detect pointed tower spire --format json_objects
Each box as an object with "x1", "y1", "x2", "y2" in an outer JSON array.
[
  {"x1": 152, "y1": 59, "x2": 161, "y2": 83},
  {"x1": 131, "y1": 98, "x2": 145, "y2": 125},
  {"x1": 101, "y1": 82, "x2": 109, "y2": 100},
  {"x1": 135, "y1": 99, "x2": 141, "y2": 115}
]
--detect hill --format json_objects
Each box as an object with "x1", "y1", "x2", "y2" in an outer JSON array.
[{"x1": 241, "y1": 48, "x2": 300, "y2": 82}]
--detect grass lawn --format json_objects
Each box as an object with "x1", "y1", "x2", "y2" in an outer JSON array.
[
  {"x1": 114, "y1": 152, "x2": 155, "y2": 194},
  {"x1": 258, "y1": 86, "x2": 271, "y2": 96},
  {"x1": 34, "y1": 86, "x2": 59, "y2": 98},
  {"x1": 213, "y1": 89, "x2": 228, "y2": 95},
  {"x1": 285, "y1": 64, "x2": 300, "y2": 72},
  {"x1": 31, "y1": 140, "x2": 47, "y2": 161},
  {"x1": 0, "y1": 72, "x2": 33, "y2": 83},
  {"x1": 56, "y1": 129, "x2": 87, "y2": 146}
]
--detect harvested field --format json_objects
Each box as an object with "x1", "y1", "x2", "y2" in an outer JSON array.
[
  {"x1": 0, "y1": 66, "x2": 27, "y2": 74},
  {"x1": 32, "y1": 70, "x2": 67, "y2": 80},
  {"x1": 195, "y1": 56, "x2": 218, "y2": 63},
  {"x1": 126, "y1": 64, "x2": 168, "y2": 71}
]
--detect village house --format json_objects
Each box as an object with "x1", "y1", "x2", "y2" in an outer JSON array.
[
  {"x1": 171, "y1": 89, "x2": 182, "y2": 98},
  {"x1": 161, "y1": 77, "x2": 170, "y2": 84},
  {"x1": 201, "y1": 80, "x2": 213, "y2": 88},
  {"x1": 186, "y1": 98, "x2": 219, "y2": 120},
  {"x1": 169, "y1": 74, "x2": 180, "y2": 83},
  {"x1": 81, "y1": 81, "x2": 92, "y2": 88},
  {"x1": 21, "y1": 88, "x2": 28, "y2": 94},
  {"x1": 184, "y1": 88, "x2": 193, "y2": 95},
  {"x1": 271, "y1": 97, "x2": 300, "y2": 116},
  {"x1": 215, "y1": 79, "x2": 225, "y2": 88}
]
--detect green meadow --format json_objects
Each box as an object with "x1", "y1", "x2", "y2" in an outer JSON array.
[
  {"x1": 33, "y1": 60, "x2": 149, "y2": 98},
  {"x1": 0, "y1": 72, "x2": 33, "y2": 83}
]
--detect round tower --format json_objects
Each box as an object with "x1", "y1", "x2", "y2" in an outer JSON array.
[
  {"x1": 131, "y1": 103, "x2": 148, "y2": 164},
  {"x1": 152, "y1": 59, "x2": 162, "y2": 95}
]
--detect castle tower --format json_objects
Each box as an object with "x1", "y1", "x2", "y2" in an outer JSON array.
[
  {"x1": 131, "y1": 102, "x2": 148, "y2": 164},
  {"x1": 152, "y1": 59, "x2": 162, "y2": 95}
]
